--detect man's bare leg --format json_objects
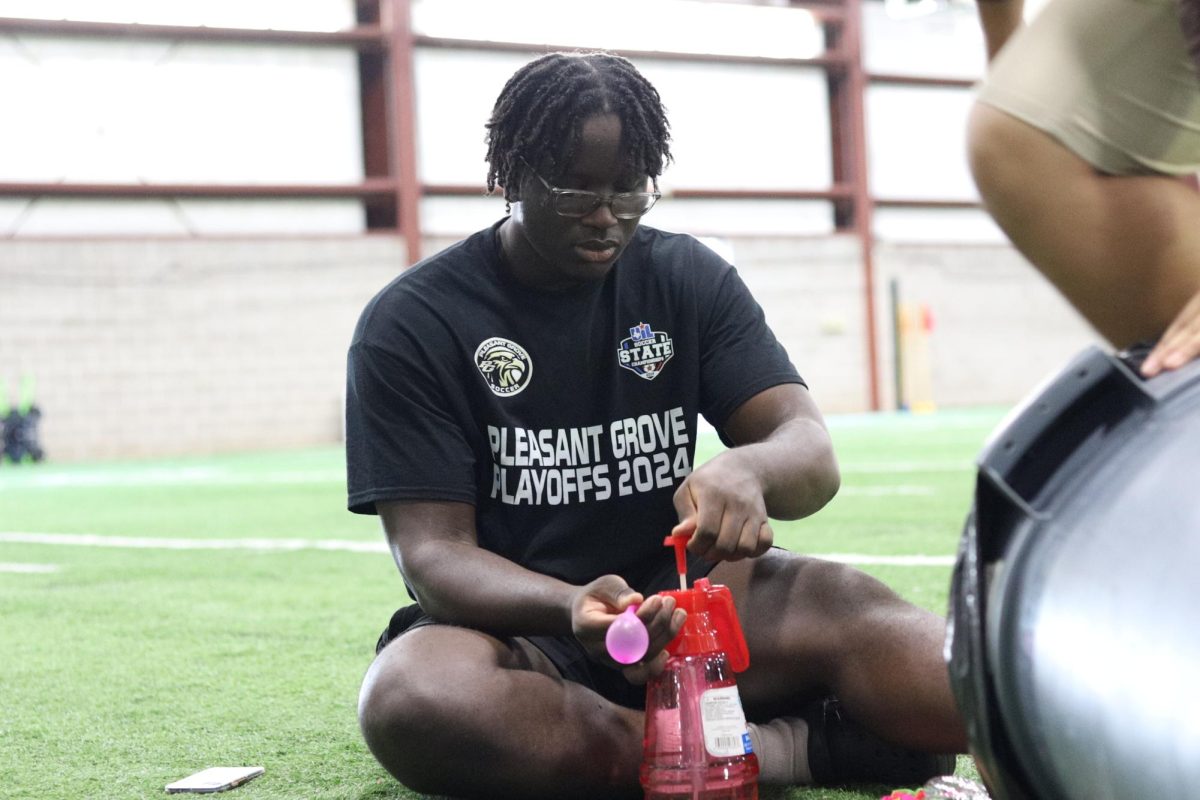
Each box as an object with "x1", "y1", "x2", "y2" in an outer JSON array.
[
  {"x1": 358, "y1": 625, "x2": 643, "y2": 800},
  {"x1": 713, "y1": 551, "x2": 967, "y2": 754}
]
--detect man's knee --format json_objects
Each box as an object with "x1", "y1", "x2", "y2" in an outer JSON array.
[
  {"x1": 358, "y1": 643, "x2": 452, "y2": 792},
  {"x1": 804, "y1": 558, "x2": 904, "y2": 620},
  {"x1": 738, "y1": 554, "x2": 904, "y2": 644}
]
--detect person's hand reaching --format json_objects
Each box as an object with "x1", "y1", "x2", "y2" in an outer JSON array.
[{"x1": 1142, "y1": 288, "x2": 1200, "y2": 377}]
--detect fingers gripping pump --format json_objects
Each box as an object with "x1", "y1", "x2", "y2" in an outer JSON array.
[{"x1": 640, "y1": 533, "x2": 759, "y2": 799}]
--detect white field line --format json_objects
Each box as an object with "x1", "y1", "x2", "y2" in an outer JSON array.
[
  {"x1": 0, "y1": 562, "x2": 60, "y2": 573},
  {"x1": 0, "y1": 531, "x2": 387, "y2": 553},
  {"x1": 819, "y1": 553, "x2": 955, "y2": 567},
  {"x1": 0, "y1": 463, "x2": 968, "y2": 491},
  {"x1": 0, "y1": 532, "x2": 953, "y2": 566},
  {"x1": 838, "y1": 486, "x2": 933, "y2": 496},
  {"x1": 840, "y1": 461, "x2": 972, "y2": 474},
  {"x1": 0, "y1": 468, "x2": 344, "y2": 490}
]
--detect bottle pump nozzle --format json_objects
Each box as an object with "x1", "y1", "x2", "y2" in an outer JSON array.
[{"x1": 664, "y1": 532, "x2": 691, "y2": 591}]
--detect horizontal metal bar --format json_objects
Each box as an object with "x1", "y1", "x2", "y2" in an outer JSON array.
[
  {"x1": 0, "y1": 180, "x2": 399, "y2": 199},
  {"x1": 413, "y1": 35, "x2": 847, "y2": 69},
  {"x1": 423, "y1": 183, "x2": 856, "y2": 202},
  {"x1": 0, "y1": 182, "x2": 980, "y2": 210},
  {"x1": 669, "y1": 185, "x2": 855, "y2": 201},
  {"x1": 867, "y1": 72, "x2": 977, "y2": 89},
  {"x1": 874, "y1": 197, "x2": 981, "y2": 209},
  {"x1": 0, "y1": 16, "x2": 387, "y2": 49}
]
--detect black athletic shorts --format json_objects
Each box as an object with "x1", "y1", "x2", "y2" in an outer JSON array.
[{"x1": 375, "y1": 556, "x2": 718, "y2": 710}]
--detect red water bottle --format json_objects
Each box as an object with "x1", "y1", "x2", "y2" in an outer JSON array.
[{"x1": 640, "y1": 534, "x2": 759, "y2": 800}]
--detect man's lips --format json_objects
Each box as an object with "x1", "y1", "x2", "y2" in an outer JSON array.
[{"x1": 575, "y1": 240, "x2": 620, "y2": 262}]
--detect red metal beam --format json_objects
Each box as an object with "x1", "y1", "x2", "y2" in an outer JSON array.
[
  {"x1": 828, "y1": 0, "x2": 880, "y2": 411},
  {"x1": 1, "y1": 181, "x2": 980, "y2": 211},
  {"x1": 663, "y1": 186, "x2": 855, "y2": 201},
  {"x1": 421, "y1": 185, "x2": 847, "y2": 199},
  {"x1": 868, "y1": 72, "x2": 977, "y2": 89},
  {"x1": 381, "y1": 0, "x2": 423, "y2": 262},
  {"x1": 356, "y1": 2, "x2": 395, "y2": 230},
  {"x1": 875, "y1": 197, "x2": 980, "y2": 209},
  {"x1": 0, "y1": 16, "x2": 386, "y2": 49},
  {"x1": 413, "y1": 35, "x2": 848, "y2": 70},
  {"x1": 0, "y1": 180, "x2": 398, "y2": 199}
]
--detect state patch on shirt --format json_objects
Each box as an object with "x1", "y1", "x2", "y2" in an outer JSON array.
[{"x1": 617, "y1": 322, "x2": 674, "y2": 381}]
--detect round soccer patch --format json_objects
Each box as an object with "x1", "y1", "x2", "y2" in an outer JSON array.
[{"x1": 474, "y1": 337, "x2": 533, "y2": 397}]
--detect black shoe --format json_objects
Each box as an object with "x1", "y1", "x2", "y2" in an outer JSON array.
[{"x1": 805, "y1": 697, "x2": 957, "y2": 786}]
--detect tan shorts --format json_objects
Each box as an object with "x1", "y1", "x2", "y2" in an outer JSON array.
[{"x1": 977, "y1": 0, "x2": 1200, "y2": 176}]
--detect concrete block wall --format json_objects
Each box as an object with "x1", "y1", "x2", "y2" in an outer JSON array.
[
  {"x1": 871, "y1": 242, "x2": 1100, "y2": 410},
  {"x1": 0, "y1": 233, "x2": 1102, "y2": 461},
  {"x1": 726, "y1": 236, "x2": 874, "y2": 413},
  {"x1": 729, "y1": 236, "x2": 1101, "y2": 413},
  {"x1": 0, "y1": 237, "x2": 406, "y2": 461}
]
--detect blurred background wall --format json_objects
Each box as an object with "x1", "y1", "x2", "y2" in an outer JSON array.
[{"x1": 0, "y1": 0, "x2": 1099, "y2": 461}]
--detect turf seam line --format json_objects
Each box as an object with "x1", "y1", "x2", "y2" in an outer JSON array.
[
  {"x1": 0, "y1": 561, "x2": 60, "y2": 573},
  {"x1": 0, "y1": 532, "x2": 954, "y2": 566}
]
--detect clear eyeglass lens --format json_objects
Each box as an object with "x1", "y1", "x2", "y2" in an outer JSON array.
[
  {"x1": 613, "y1": 194, "x2": 658, "y2": 217},
  {"x1": 553, "y1": 192, "x2": 602, "y2": 216},
  {"x1": 553, "y1": 191, "x2": 658, "y2": 219}
]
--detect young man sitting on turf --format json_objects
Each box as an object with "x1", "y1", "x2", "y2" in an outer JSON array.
[{"x1": 345, "y1": 51, "x2": 966, "y2": 799}]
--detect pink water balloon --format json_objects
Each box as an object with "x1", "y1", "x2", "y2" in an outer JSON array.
[{"x1": 606, "y1": 605, "x2": 649, "y2": 664}]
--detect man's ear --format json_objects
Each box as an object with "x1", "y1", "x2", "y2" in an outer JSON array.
[{"x1": 505, "y1": 169, "x2": 523, "y2": 203}]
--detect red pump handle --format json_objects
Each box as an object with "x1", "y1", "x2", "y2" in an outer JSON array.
[
  {"x1": 659, "y1": 533, "x2": 751, "y2": 673},
  {"x1": 663, "y1": 533, "x2": 690, "y2": 584}
]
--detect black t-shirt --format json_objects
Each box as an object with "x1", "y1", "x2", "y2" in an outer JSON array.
[{"x1": 345, "y1": 220, "x2": 804, "y2": 590}]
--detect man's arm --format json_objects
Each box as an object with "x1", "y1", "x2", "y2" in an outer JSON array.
[
  {"x1": 673, "y1": 382, "x2": 840, "y2": 562},
  {"x1": 378, "y1": 499, "x2": 684, "y2": 662},
  {"x1": 382, "y1": 499, "x2": 576, "y2": 634},
  {"x1": 977, "y1": 0, "x2": 1025, "y2": 62}
]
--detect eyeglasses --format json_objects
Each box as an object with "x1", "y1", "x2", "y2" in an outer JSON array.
[{"x1": 521, "y1": 158, "x2": 661, "y2": 219}]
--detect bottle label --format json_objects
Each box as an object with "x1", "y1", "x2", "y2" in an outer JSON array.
[{"x1": 700, "y1": 686, "x2": 752, "y2": 757}]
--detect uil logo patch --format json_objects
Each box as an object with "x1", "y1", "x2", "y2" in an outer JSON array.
[
  {"x1": 617, "y1": 322, "x2": 674, "y2": 381},
  {"x1": 475, "y1": 337, "x2": 533, "y2": 397}
]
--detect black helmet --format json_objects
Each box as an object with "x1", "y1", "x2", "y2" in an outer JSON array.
[{"x1": 947, "y1": 346, "x2": 1200, "y2": 800}]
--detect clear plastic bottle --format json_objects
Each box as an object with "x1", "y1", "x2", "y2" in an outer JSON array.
[{"x1": 640, "y1": 574, "x2": 759, "y2": 800}]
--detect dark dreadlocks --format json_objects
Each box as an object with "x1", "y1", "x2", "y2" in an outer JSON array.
[{"x1": 484, "y1": 52, "x2": 673, "y2": 201}]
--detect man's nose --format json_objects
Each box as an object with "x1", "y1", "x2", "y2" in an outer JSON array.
[{"x1": 580, "y1": 200, "x2": 620, "y2": 228}]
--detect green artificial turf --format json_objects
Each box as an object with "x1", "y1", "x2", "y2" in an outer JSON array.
[{"x1": 0, "y1": 407, "x2": 1006, "y2": 799}]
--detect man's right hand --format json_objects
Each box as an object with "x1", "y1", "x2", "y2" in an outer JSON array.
[{"x1": 570, "y1": 575, "x2": 686, "y2": 684}]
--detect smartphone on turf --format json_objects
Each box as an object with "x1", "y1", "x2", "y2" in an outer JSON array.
[{"x1": 165, "y1": 766, "x2": 264, "y2": 793}]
